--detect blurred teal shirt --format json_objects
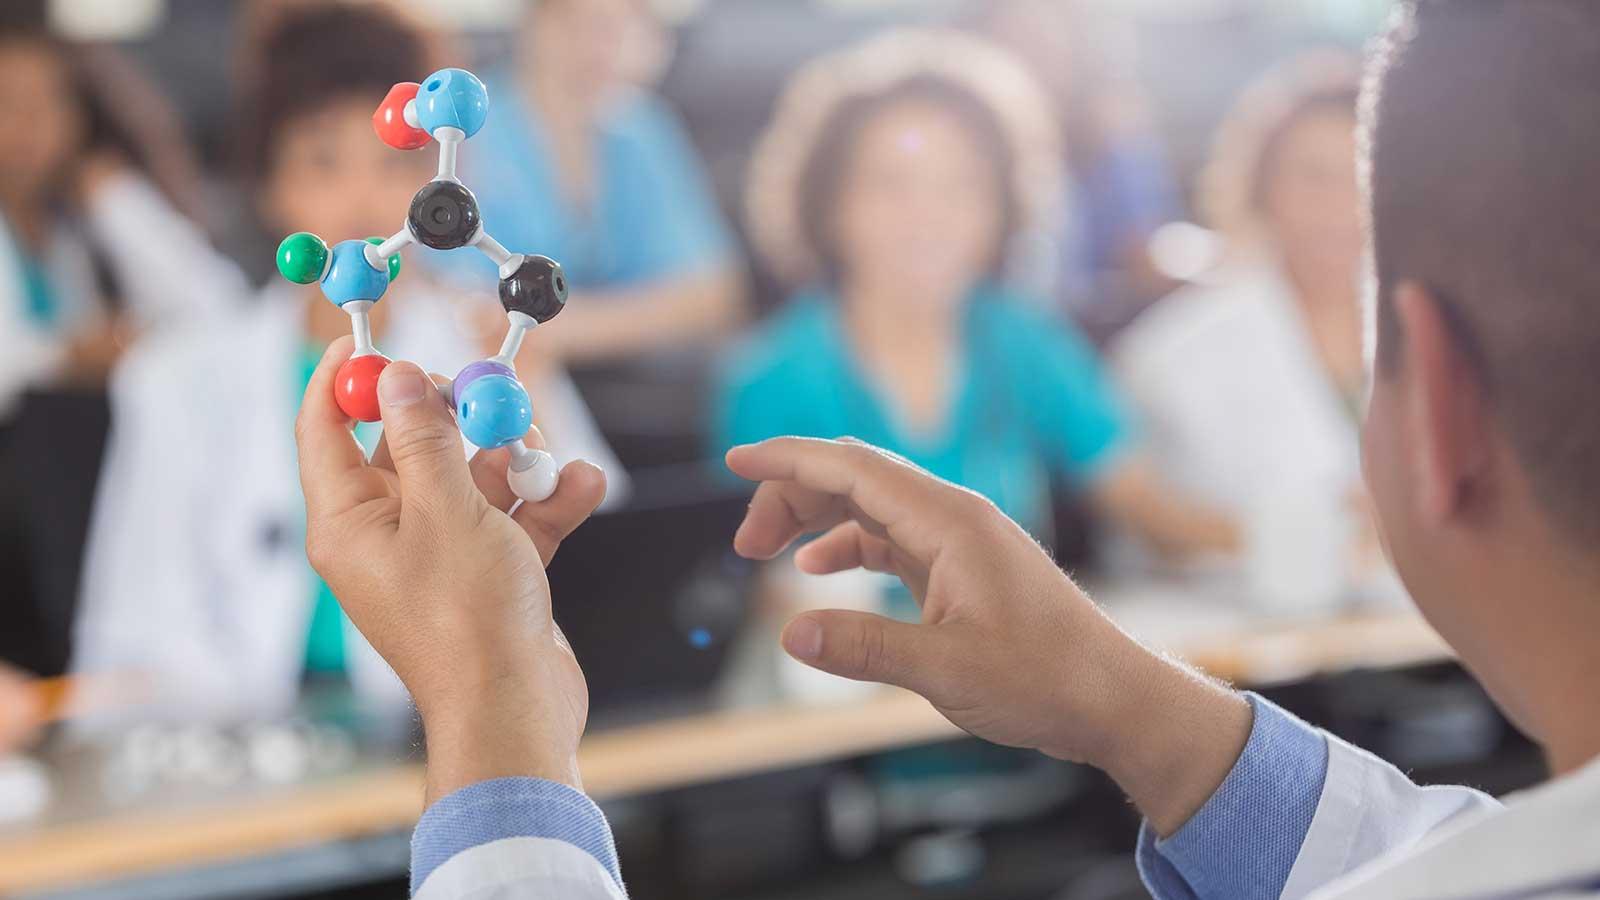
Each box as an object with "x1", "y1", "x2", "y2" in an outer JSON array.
[
  {"x1": 714, "y1": 285, "x2": 1133, "y2": 534},
  {"x1": 452, "y1": 78, "x2": 734, "y2": 289}
]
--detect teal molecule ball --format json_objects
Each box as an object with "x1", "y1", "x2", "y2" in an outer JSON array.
[
  {"x1": 414, "y1": 68, "x2": 489, "y2": 139},
  {"x1": 320, "y1": 240, "x2": 391, "y2": 307},
  {"x1": 456, "y1": 373, "x2": 532, "y2": 449}
]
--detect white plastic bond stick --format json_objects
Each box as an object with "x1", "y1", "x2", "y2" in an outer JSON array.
[
  {"x1": 473, "y1": 230, "x2": 513, "y2": 268},
  {"x1": 375, "y1": 229, "x2": 411, "y2": 259},
  {"x1": 507, "y1": 439, "x2": 537, "y2": 471},
  {"x1": 436, "y1": 127, "x2": 465, "y2": 181},
  {"x1": 498, "y1": 252, "x2": 525, "y2": 281},
  {"x1": 494, "y1": 311, "x2": 537, "y2": 365},
  {"x1": 347, "y1": 301, "x2": 377, "y2": 356}
]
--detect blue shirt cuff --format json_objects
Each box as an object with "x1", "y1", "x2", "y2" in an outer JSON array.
[
  {"x1": 410, "y1": 777, "x2": 624, "y2": 895},
  {"x1": 1136, "y1": 693, "x2": 1329, "y2": 900}
]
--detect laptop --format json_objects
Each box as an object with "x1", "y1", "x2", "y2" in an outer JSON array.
[{"x1": 544, "y1": 464, "x2": 757, "y2": 716}]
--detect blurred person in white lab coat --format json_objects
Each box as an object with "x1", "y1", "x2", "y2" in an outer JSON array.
[
  {"x1": 0, "y1": 16, "x2": 246, "y2": 677},
  {"x1": 74, "y1": 3, "x2": 619, "y2": 726},
  {"x1": 1111, "y1": 53, "x2": 1397, "y2": 607},
  {"x1": 0, "y1": 19, "x2": 243, "y2": 419}
]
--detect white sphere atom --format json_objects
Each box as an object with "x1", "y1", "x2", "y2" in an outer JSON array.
[{"x1": 509, "y1": 449, "x2": 560, "y2": 503}]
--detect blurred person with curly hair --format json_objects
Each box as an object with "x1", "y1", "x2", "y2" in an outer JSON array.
[{"x1": 719, "y1": 29, "x2": 1235, "y2": 557}]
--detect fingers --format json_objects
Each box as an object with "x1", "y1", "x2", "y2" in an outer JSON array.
[
  {"x1": 780, "y1": 610, "x2": 949, "y2": 697},
  {"x1": 373, "y1": 383, "x2": 551, "y2": 516},
  {"x1": 375, "y1": 362, "x2": 480, "y2": 521},
  {"x1": 794, "y1": 521, "x2": 895, "y2": 576},
  {"x1": 511, "y1": 459, "x2": 606, "y2": 564},
  {"x1": 470, "y1": 426, "x2": 548, "y2": 513},
  {"x1": 733, "y1": 479, "x2": 853, "y2": 562},
  {"x1": 295, "y1": 337, "x2": 380, "y2": 521},
  {"x1": 727, "y1": 437, "x2": 982, "y2": 565},
  {"x1": 370, "y1": 374, "x2": 453, "y2": 472}
]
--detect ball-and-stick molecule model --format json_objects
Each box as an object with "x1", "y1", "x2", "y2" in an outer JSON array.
[{"x1": 275, "y1": 68, "x2": 569, "y2": 503}]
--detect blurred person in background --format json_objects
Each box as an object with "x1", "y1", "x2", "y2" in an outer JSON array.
[
  {"x1": 71, "y1": 2, "x2": 492, "y2": 726},
  {"x1": 0, "y1": 12, "x2": 246, "y2": 678},
  {"x1": 722, "y1": 29, "x2": 1235, "y2": 557},
  {"x1": 461, "y1": 0, "x2": 743, "y2": 369},
  {"x1": 1110, "y1": 54, "x2": 1393, "y2": 602},
  {"x1": 972, "y1": 0, "x2": 1183, "y2": 326}
]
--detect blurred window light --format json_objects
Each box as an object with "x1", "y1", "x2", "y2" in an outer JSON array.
[
  {"x1": 402, "y1": 0, "x2": 706, "y2": 29},
  {"x1": 651, "y1": 0, "x2": 708, "y2": 26},
  {"x1": 1148, "y1": 221, "x2": 1224, "y2": 282},
  {"x1": 403, "y1": 0, "x2": 523, "y2": 30},
  {"x1": 1080, "y1": 0, "x2": 1250, "y2": 23},
  {"x1": 819, "y1": 0, "x2": 964, "y2": 14},
  {"x1": 1278, "y1": 0, "x2": 1391, "y2": 38},
  {"x1": 48, "y1": 0, "x2": 166, "y2": 41},
  {"x1": 1080, "y1": 0, "x2": 1386, "y2": 32}
]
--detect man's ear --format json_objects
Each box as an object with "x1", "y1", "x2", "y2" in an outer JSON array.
[{"x1": 1393, "y1": 281, "x2": 1491, "y2": 525}]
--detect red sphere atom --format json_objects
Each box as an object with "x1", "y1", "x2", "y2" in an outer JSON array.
[
  {"x1": 334, "y1": 353, "x2": 392, "y2": 422},
  {"x1": 372, "y1": 82, "x2": 430, "y2": 150}
]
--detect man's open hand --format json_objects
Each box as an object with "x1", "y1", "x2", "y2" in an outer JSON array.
[{"x1": 727, "y1": 437, "x2": 1253, "y2": 835}]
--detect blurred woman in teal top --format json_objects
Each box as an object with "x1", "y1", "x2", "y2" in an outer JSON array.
[
  {"x1": 721, "y1": 286, "x2": 1126, "y2": 533},
  {"x1": 464, "y1": 0, "x2": 743, "y2": 367},
  {"x1": 720, "y1": 30, "x2": 1236, "y2": 553}
]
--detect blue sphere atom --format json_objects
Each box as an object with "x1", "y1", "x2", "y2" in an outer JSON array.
[
  {"x1": 456, "y1": 373, "x2": 532, "y2": 449},
  {"x1": 320, "y1": 240, "x2": 390, "y2": 307},
  {"x1": 414, "y1": 68, "x2": 489, "y2": 139}
]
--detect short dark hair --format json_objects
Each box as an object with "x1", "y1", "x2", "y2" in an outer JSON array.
[
  {"x1": 797, "y1": 74, "x2": 1020, "y2": 284},
  {"x1": 1365, "y1": 0, "x2": 1600, "y2": 538},
  {"x1": 234, "y1": 3, "x2": 433, "y2": 181}
]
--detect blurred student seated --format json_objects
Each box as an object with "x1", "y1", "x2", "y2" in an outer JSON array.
[
  {"x1": 0, "y1": 14, "x2": 245, "y2": 677},
  {"x1": 972, "y1": 0, "x2": 1184, "y2": 321},
  {"x1": 454, "y1": 0, "x2": 742, "y2": 371},
  {"x1": 1111, "y1": 53, "x2": 1397, "y2": 607},
  {"x1": 719, "y1": 29, "x2": 1234, "y2": 557},
  {"x1": 70, "y1": 2, "x2": 564, "y2": 727}
]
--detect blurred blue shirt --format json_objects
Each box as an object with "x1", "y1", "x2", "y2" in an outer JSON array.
[
  {"x1": 714, "y1": 284, "x2": 1133, "y2": 534},
  {"x1": 1072, "y1": 135, "x2": 1180, "y2": 278},
  {"x1": 452, "y1": 76, "x2": 735, "y2": 290}
]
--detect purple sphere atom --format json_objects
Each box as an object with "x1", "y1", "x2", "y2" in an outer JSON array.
[{"x1": 452, "y1": 359, "x2": 517, "y2": 410}]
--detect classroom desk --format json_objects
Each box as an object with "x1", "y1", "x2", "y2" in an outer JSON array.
[{"x1": 0, "y1": 606, "x2": 1450, "y2": 896}]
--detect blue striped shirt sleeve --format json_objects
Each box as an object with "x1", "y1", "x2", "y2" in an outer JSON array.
[
  {"x1": 410, "y1": 777, "x2": 624, "y2": 896},
  {"x1": 1136, "y1": 693, "x2": 1330, "y2": 900}
]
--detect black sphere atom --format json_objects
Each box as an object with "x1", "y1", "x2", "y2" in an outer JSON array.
[
  {"x1": 407, "y1": 180, "x2": 481, "y2": 250},
  {"x1": 499, "y1": 255, "x2": 569, "y2": 323}
]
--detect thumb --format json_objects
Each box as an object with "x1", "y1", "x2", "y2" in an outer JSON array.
[
  {"x1": 377, "y1": 361, "x2": 477, "y2": 517},
  {"x1": 781, "y1": 610, "x2": 946, "y2": 697}
]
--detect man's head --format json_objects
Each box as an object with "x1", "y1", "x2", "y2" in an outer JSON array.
[{"x1": 1360, "y1": 0, "x2": 1600, "y2": 737}]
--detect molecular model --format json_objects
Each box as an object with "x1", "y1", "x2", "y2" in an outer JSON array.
[{"x1": 274, "y1": 68, "x2": 568, "y2": 503}]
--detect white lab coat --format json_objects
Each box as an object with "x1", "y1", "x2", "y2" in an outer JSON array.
[
  {"x1": 1110, "y1": 264, "x2": 1401, "y2": 609},
  {"x1": 0, "y1": 174, "x2": 246, "y2": 418},
  {"x1": 411, "y1": 736, "x2": 1600, "y2": 899},
  {"x1": 73, "y1": 281, "x2": 627, "y2": 727},
  {"x1": 1113, "y1": 263, "x2": 1357, "y2": 520},
  {"x1": 1294, "y1": 733, "x2": 1600, "y2": 899}
]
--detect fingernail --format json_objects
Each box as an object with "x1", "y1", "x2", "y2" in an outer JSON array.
[
  {"x1": 783, "y1": 617, "x2": 824, "y2": 662},
  {"x1": 379, "y1": 366, "x2": 428, "y2": 407}
]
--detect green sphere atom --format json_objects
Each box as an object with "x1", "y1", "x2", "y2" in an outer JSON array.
[
  {"x1": 276, "y1": 232, "x2": 330, "y2": 285},
  {"x1": 365, "y1": 236, "x2": 402, "y2": 281}
]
